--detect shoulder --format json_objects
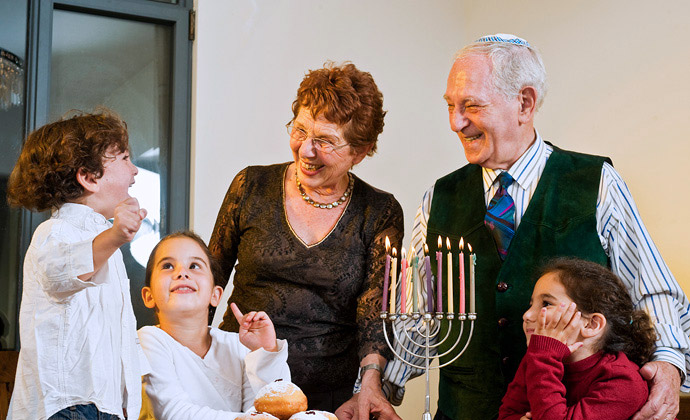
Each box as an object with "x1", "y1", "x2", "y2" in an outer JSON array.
[
  {"x1": 241, "y1": 162, "x2": 290, "y2": 181},
  {"x1": 599, "y1": 352, "x2": 648, "y2": 392},
  {"x1": 352, "y1": 174, "x2": 403, "y2": 220},
  {"x1": 138, "y1": 326, "x2": 176, "y2": 352},
  {"x1": 549, "y1": 145, "x2": 613, "y2": 168}
]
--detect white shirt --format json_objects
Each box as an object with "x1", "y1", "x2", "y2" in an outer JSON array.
[
  {"x1": 138, "y1": 326, "x2": 291, "y2": 420},
  {"x1": 8, "y1": 203, "x2": 146, "y2": 420},
  {"x1": 383, "y1": 133, "x2": 690, "y2": 402}
]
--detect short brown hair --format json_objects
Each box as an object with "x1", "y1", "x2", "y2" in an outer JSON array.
[
  {"x1": 291, "y1": 62, "x2": 385, "y2": 156},
  {"x1": 7, "y1": 109, "x2": 129, "y2": 212},
  {"x1": 540, "y1": 258, "x2": 657, "y2": 366}
]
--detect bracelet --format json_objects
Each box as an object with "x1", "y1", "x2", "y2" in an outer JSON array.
[{"x1": 360, "y1": 363, "x2": 383, "y2": 376}]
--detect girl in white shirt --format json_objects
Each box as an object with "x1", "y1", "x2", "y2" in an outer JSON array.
[{"x1": 137, "y1": 231, "x2": 290, "y2": 420}]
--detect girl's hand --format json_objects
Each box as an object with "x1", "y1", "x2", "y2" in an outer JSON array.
[
  {"x1": 519, "y1": 412, "x2": 532, "y2": 420},
  {"x1": 230, "y1": 302, "x2": 278, "y2": 352},
  {"x1": 534, "y1": 302, "x2": 583, "y2": 353}
]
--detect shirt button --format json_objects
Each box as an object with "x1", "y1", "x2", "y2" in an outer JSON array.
[
  {"x1": 498, "y1": 317, "x2": 509, "y2": 328},
  {"x1": 502, "y1": 356, "x2": 510, "y2": 365},
  {"x1": 496, "y1": 282, "x2": 509, "y2": 292}
]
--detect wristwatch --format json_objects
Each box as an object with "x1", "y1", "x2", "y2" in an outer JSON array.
[{"x1": 360, "y1": 363, "x2": 383, "y2": 376}]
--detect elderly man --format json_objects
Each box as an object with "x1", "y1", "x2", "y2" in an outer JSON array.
[{"x1": 382, "y1": 34, "x2": 690, "y2": 420}]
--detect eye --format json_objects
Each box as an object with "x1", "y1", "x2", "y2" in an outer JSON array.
[
  {"x1": 541, "y1": 300, "x2": 553, "y2": 308},
  {"x1": 190, "y1": 262, "x2": 201, "y2": 269},
  {"x1": 161, "y1": 262, "x2": 173, "y2": 270}
]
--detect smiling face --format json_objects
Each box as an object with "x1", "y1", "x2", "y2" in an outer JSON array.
[
  {"x1": 523, "y1": 272, "x2": 578, "y2": 345},
  {"x1": 142, "y1": 237, "x2": 223, "y2": 321},
  {"x1": 290, "y1": 107, "x2": 368, "y2": 193},
  {"x1": 445, "y1": 53, "x2": 534, "y2": 169},
  {"x1": 91, "y1": 146, "x2": 139, "y2": 218}
]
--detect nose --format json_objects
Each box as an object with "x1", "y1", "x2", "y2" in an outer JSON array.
[
  {"x1": 523, "y1": 305, "x2": 536, "y2": 323},
  {"x1": 129, "y1": 159, "x2": 139, "y2": 175},
  {"x1": 174, "y1": 266, "x2": 189, "y2": 279},
  {"x1": 298, "y1": 137, "x2": 317, "y2": 158},
  {"x1": 449, "y1": 109, "x2": 470, "y2": 133}
]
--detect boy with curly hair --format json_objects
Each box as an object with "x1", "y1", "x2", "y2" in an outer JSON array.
[{"x1": 7, "y1": 110, "x2": 147, "y2": 420}]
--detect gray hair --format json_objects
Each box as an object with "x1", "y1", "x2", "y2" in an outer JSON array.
[{"x1": 455, "y1": 41, "x2": 547, "y2": 111}]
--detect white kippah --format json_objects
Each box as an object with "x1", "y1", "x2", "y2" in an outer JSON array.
[{"x1": 475, "y1": 33, "x2": 530, "y2": 47}]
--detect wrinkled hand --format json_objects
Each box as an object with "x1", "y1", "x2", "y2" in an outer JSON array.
[
  {"x1": 631, "y1": 361, "x2": 680, "y2": 420},
  {"x1": 112, "y1": 197, "x2": 147, "y2": 244},
  {"x1": 335, "y1": 386, "x2": 401, "y2": 420},
  {"x1": 231, "y1": 302, "x2": 277, "y2": 352},
  {"x1": 534, "y1": 302, "x2": 583, "y2": 353}
]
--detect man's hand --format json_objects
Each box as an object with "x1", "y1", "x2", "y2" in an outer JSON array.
[
  {"x1": 631, "y1": 361, "x2": 680, "y2": 420},
  {"x1": 335, "y1": 390, "x2": 401, "y2": 420}
]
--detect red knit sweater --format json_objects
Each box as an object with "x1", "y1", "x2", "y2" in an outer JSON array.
[{"x1": 498, "y1": 335, "x2": 648, "y2": 420}]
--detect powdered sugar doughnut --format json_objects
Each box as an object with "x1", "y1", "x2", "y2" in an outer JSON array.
[
  {"x1": 254, "y1": 379, "x2": 308, "y2": 420},
  {"x1": 235, "y1": 413, "x2": 280, "y2": 420},
  {"x1": 289, "y1": 410, "x2": 338, "y2": 420}
]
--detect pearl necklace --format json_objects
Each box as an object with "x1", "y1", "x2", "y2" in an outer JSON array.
[{"x1": 295, "y1": 173, "x2": 354, "y2": 209}]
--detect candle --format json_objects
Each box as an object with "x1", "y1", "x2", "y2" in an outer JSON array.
[
  {"x1": 382, "y1": 236, "x2": 391, "y2": 312},
  {"x1": 400, "y1": 248, "x2": 408, "y2": 314},
  {"x1": 411, "y1": 246, "x2": 419, "y2": 312},
  {"x1": 390, "y1": 248, "x2": 397, "y2": 314},
  {"x1": 436, "y1": 236, "x2": 443, "y2": 313},
  {"x1": 469, "y1": 243, "x2": 476, "y2": 313},
  {"x1": 446, "y1": 237, "x2": 453, "y2": 314},
  {"x1": 459, "y1": 238, "x2": 466, "y2": 314},
  {"x1": 424, "y1": 244, "x2": 433, "y2": 313}
]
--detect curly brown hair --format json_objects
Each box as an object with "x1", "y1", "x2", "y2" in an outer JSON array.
[
  {"x1": 540, "y1": 258, "x2": 657, "y2": 366},
  {"x1": 291, "y1": 61, "x2": 386, "y2": 156},
  {"x1": 7, "y1": 110, "x2": 129, "y2": 212}
]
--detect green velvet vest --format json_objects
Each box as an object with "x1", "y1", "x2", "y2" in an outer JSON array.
[{"x1": 426, "y1": 146, "x2": 611, "y2": 420}]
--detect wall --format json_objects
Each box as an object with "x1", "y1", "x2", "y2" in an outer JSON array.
[{"x1": 193, "y1": 0, "x2": 690, "y2": 418}]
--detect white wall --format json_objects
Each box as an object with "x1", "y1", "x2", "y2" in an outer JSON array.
[{"x1": 193, "y1": 1, "x2": 690, "y2": 418}]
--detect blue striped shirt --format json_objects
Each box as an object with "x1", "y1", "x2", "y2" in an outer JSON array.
[{"x1": 383, "y1": 132, "x2": 690, "y2": 403}]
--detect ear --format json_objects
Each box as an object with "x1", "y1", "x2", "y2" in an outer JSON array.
[
  {"x1": 76, "y1": 168, "x2": 100, "y2": 194},
  {"x1": 351, "y1": 144, "x2": 373, "y2": 166},
  {"x1": 581, "y1": 313, "x2": 607, "y2": 338},
  {"x1": 141, "y1": 286, "x2": 157, "y2": 309},
  {"x1": 517, "y1": 86, "x2": 538, "y2": 125},
  {"x1": 209, "y1": 285, "x2": 224, "y2": 308}
]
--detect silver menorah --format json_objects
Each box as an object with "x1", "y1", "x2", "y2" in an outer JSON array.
[{"x1": 381, "y1": 287, "x2": 477, "y2": 420}]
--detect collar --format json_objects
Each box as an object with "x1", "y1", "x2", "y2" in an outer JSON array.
[
  {"x1": 53, "y1": 203, "x2": 110, "y2": 230},
  {"x1": 482, "y1": 130, "x2": 547, "y2": 194}
]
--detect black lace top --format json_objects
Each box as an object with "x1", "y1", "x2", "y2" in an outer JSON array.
[{"x1": 209, "y1": 162, "x2": 403, "y2": 394}]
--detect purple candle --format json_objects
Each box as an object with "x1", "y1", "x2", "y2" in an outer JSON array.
[
  {"x1": 459, "y1": 238, "x2": 466, "y2": 314},
  {"x1": 382, "y1": 236, "x2": 391, "y2": 312},
  {"x1": 424, "y1": 244, "x2": 433, "y2": 313},
  {"x1": 436, "y1": 236, "x2": 443, "y2": 313},
  {"x1": 400, "y1": 248, "x2": 408, "y2": 314}
]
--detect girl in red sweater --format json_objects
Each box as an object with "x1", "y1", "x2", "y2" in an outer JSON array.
[{"x1": 498, "y1": 258, "x2": 657, "y2": 420}]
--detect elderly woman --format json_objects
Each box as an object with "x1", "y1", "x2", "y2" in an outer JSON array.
[{"x1": 209, "y1": 62, "x2": 403, "y2": 419}]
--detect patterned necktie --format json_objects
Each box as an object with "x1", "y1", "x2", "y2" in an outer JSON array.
[{"x1": 484, "y1": 172, "x2": 515, "y2": 260}]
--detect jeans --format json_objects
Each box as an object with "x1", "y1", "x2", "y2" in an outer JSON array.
[{"x1": 49, "y1": 404, "x2": 121, "y2": 420}]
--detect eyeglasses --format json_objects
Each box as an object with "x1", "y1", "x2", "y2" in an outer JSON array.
[{"x1": 286, "y1": 123, "x2": 350, "y2": 154}]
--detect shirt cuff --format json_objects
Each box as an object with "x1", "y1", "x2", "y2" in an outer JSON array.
[{"x1": 652, "y1": 346, "x2": 687, "y2": 388}]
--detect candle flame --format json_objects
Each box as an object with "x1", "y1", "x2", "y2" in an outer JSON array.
[
  {"x1": 468, "y1": 243, "x2": 473, "y2": 253},
  {"x1": 401, "y1": 247, "x2": 407, "y2": 260},
  {"x1": 392, "y1": 247, "x2": 397, "y2": 257},
  {"x1": 438, "y1": 235, "x2": 442, "y2": 250},
  {"x1": 424, "y1": 243, "x2": 429, "y2": 255},
  {"x1": 410, "y1": 246, "x2": 415, "y2": 261},
  {"x1": 385, "y1": 236, "x2": 390, "y2": 253},
  {"x1": 459, "y1": 237, "x2": 464, "y2": 251},
  {"x1": 446, "y1": 237, "x2": 451, "y2": 250}
]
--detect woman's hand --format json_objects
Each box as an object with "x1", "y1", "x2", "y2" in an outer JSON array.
[
  {"x1": 534, "y1": 302, "x2": 583, "y2": 353},
  {"x1": 230, "y1": 302, "x2": 278, "y2": 352}
]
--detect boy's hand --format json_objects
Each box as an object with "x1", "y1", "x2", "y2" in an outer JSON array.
[
  {"x1": 231, "y1": 302, "x2": 278, "y2": 352},
  {"x1": 534, "y1": 302, "x2": 583, "y2": 353},
  {"x1": 112, "y1": 197, "x2": 147, "y2": 244}
]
